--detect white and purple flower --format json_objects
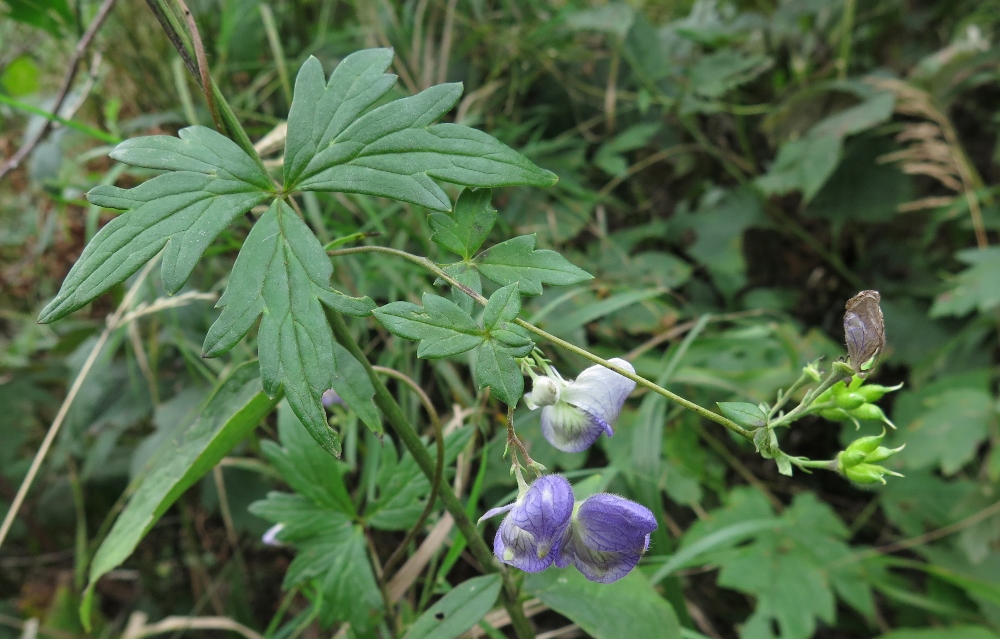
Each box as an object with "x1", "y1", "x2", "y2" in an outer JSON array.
[
  {"x1": 480, "y1": 475, "x2": 656, "y2": 583},
  {"x1": 479, "y1": 475, "x2": 575, "y2": 573},
  {"x1": 524, "y1": 358, "x2": 637, "y2": 452}
]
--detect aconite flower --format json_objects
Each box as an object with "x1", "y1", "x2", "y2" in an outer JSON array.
[
  {"x1": 524, "y1": 358, "x2": 637, "y2": 452},
  {"x1": 555, "y1": 493, "x2": 657, "y2": 584},
  {"x1": 479, "y1": 475, "x2": 574, "y2": 572}
]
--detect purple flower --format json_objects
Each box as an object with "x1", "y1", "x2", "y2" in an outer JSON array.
[
  {"x1": 322, "y1": 388, "x2": 344, "y2": 409},
  {"x1": 525, "y1": 358, "x2": 637, "y2": 452},
  {"x1": 479, "y1": 475, "x2": 574, "y2": 573},
  {"x1": 555, "y1": 493, "x2": 657, "y2": 584}
]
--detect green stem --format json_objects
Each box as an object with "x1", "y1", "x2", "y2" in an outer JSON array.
[
  {"x1": 770, "y1": 368, "x2": 848, "y2": 428},
  {"x1": 328, "y1": 246, "x2": 754, "y2": 441},
  {"x1": 324, "y1": 308, "x2": 535, "y2": 639},
  {"x1": 767, "y1": 370, "x2": 811, "y2": 419},
  {"x1": 792, "y1": 458, "x2": 839, "y2": 471}
]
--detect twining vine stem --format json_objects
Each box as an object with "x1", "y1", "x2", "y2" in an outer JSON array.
[{"x1": 328, "y1": 245, "x2": 754, "y2": 441}]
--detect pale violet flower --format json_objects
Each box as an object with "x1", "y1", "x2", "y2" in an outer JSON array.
[
  {"x1": 479, "y1": 475, "x2": 656, "y2": 583},
  {"x1": 555, "y1": 493, "x2": 657, "y2": 584},
  {"x1": 261, "y1": 523, "x2": 286, "y2": 547},
  {"x1": 524, "y1": 358, "x2": 637, "y2": 452},
  {"x1": 322, "y1": 388, "x2": 344, "y2": 409},
  {"x1": 479, "y1": 475, "x2": 574, "y2": 572}
]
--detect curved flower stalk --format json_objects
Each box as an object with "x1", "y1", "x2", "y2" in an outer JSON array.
[
  {"x1": 556, "y1": 493, "x2": 657, "y2": 584},
  {"x1": 524, "y1": 358, "x2": 637, "y2": 452},
  {"x1": 480, "y1": 475, "x2": 656, "y2": 583}
]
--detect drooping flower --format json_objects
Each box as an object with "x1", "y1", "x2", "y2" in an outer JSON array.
[
  {"x1": 555, "y1": 493, "x2": 657, "y2": 584},
  {"x1": 479, "y1": 475, "x2": 574, "y2": 572},
  {"x1": 524, "y1": 358, "x2": 637, "y2": 452},
  {"x1": 261, "y1": 523, "x2": 286, "y2": 547}
]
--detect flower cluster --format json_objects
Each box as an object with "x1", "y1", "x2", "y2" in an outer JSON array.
[
  {"x1": 480, "y1": 475, "x2": 656, "y2": 583},
  {"x1": 814, "y1": 375, "x2": 902, "y2": 430},
  {"x1": 523, "y1": 358, "x2": 637, "y2": 452},
  {"x1": 838, "y1": 429, "x2": 904, "y2": 485}
]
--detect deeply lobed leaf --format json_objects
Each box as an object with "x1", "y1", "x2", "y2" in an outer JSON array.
[
  {"x1": 203, "y1": 200, "x2": 376, "y2": 457},
  {"x1": 38, "y1": 126, "x2": 273, "y2": 323},
  {"x1": 284, "y1": 50, "x2": 558, "y2": 210}
]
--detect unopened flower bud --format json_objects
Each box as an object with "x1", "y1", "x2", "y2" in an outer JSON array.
[
  {"x1": 863, "y1": 444, "x2": 905, "y2": 464},
  {"x1": 855, "y1": 382, "x2": 904, "y2": 403},
  {"x1": 849, "y1": 403, "x2": 896, "y2": 428},
  {"x1": 844, "y1": 462, "x2": 903, "y2": 485},
  {"x1": 834, "y1": 391, "x2": 866, "y2": 410},
  {"x1": 838, "y1": 449, "x2": 867, "y2": 469},
  {"x1": 526, "y1": 376, "x2": 560, "y2": 408},
  {"x1": 844, "y1": 430, "x2": 886, "y2": 456},
  {"x1": 803, "y1": 361, "x2": 822, "y2": 382},
  {"x1": 820, "y1": 408, "x2": 851, "y2": 422}
]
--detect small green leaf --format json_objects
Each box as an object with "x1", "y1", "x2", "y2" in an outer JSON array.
[
  {"x1": 483, "y1": 283, "x2": 521, "y2": 329},
  {"x1": 366, "y1": 427, "x2": 474, "y2": 530},
  {"x1": 38, "y1": 126, "x2": 272, "y2": 323},
  {"x1": 374, "y1": 293, "x2": 485, "y2": 358},
  {"x1": 250, "y1": 494, "x2": 383, "y2": 630},
  {"x1": 717, "y1": 402, "x2": 768, "y2": 429},
  {"x1": 330, "y1": 342, "x2": 382, "y2": 436},
  {"x1": 80, "y1": 363, "x2": 276, "y2": 628},
  {"x1": 475, "y1": 339, "x2": 524, "y2": 406},
  {"x1": 262, "y1": 402, "x2": 355, "y2": 515},
  {"x1": 475, "y1": 234, "x2": 592, "y2": 295},
  {"x1": 203, "y1": 200, "x2": 375, "y2": 458},
  {"x1": 441, "y1": 262, "x2": 482, "y2": 315},
  {"x1": 429, "y1": 188, "x2": 497, "y2": 259},
  {"x1": 524, "y1": 568, "x2": 681, "y2": 639},
  {"x1": 402, "y1": 574, "x2": 502, "y2": 639},
  {"x1": 284, "y1": 52, "x2": 557, "y2": 210}
]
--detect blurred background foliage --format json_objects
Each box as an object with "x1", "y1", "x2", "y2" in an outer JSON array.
[{"x1": 3, "y1": 0, "x2": 1000, "y2": 638}]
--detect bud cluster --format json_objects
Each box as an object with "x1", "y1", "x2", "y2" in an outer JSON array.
[
  {"x1": 837, "y1": 429, "x2": 904, "y2": 484},
  {"x1": 813, "y1": 375, "x2": 902, "y2": 430}
]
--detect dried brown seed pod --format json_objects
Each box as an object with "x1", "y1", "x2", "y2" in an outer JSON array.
[{"x1": 844, "y1": 290, "x2": 885, "y2": 376}]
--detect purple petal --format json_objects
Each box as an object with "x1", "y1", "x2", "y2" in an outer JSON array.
[
  {"x1": 559, "y1": 527, "x2": 644, "y2": 584},
  {"x1": 478, "y1": 502, "x2": 515, "y2": 524},
  {"x1": 574, "y1": 493, "x2": 657, "y2": 553},
  {"x1": 540, "y1": 403, "x2": 608, "y2": 452},
  {"x1": 508, "y1": 475, "x2": 574, "y2": 546},
  {"x1": 322, "y1": 389, "x2": 344, "y2": 408},
  {"x1": 494, "y1": 517, "x2": 557, "y2": 573},
  {"x1": 560, "y1": 358, "x2": 636, "y2": 434}
]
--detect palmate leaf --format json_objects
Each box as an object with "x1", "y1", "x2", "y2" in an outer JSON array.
[
  {"x1": 475, "y1": 234, "x2": 593, "y2": 295},
  {"x1": 37, "y1": 126, "x2": 273, "y2": 323},
  {"x1": 203, "y1": 200, "x2": 375, "y2": 456},
  {"x1": 373, "y1": 293, "x2": 485, "y2": 358},
  {"x1": 283, "y1": 50, "x2": 557, "y2": 210}
]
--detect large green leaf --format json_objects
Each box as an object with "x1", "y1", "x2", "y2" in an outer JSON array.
[
  {"x1": 284, "y1": 51, "x2": 557, "y2": 210},
  {"x1": 203, "y1": 200, "x2": 375, "y2": 457},
  {"x1": 250, "y1": 494, "x2": 383, "y2": 630},
  {"x1": 474, "y1": 234, "x2": 593, "y2": 295},
  {"x1": 679, "y1": 488, "x2": 874, "y2": 638},
  {"x1": 373, "y1": 293, "x2": 485, "y2": 358},
  {"x1": 930, "y1": 247, "x2": 1000, "y2": 318},
  {"x1": 80, "y1": 362, "x2": 277, "y2": 628},
  {"x1": 402, "y1": 575, "x2": 502, "y2": 639},
  {"x1": 365, "y1": 427, "x2": 473, "y2": 530},
  {"x1": 524, "y1": 568, "x2": 680, "y2": 639},
  {"x1": 878, "y1": 627, "x2": 1000, "y2": 639},
  {"x1": 38, "y1": 126, "x2": 273, "y2": 323}
]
